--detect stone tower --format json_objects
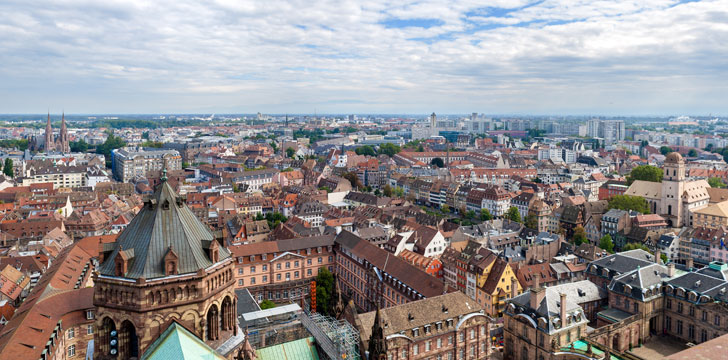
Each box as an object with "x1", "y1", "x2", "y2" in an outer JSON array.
[
  {"x1": 44, "y1": 112, "x2": 55, "y2": 152},
  {"x1": 661, "y1": 152, "x2": 686, "y2": 227},
  {"x1": 59, "y1": 112, "x2": 70, "y2": 153},
  {"x1": 93, "y1": 179, "x2": 240, "y2": 359},
  {"x1": 367, "y1": 307, "x2": 388, "y2": 360}
]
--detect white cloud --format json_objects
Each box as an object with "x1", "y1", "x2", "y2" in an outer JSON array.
[{"x1": 0, "y1": 0, "x2": 726, "y2": 114}]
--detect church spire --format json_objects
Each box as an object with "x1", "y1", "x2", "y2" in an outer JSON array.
[
  {"x1": 44, "y1": 111, "x2": 55, "y2": 152},
  {"x1": 368, "y1": 307, "x2": 387, "y2": 360},
  {"x1": 59, "y1": 111, "x2": 70, "y2": 153}
]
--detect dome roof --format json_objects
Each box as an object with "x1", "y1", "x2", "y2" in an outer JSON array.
[{"x1": 665, "y1": 152, "x2": 683, "y2": 164}]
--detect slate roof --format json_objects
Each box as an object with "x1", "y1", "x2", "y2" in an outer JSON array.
[
  {"x1": 588, "y1": 249, "x2": 656, "y2": 279},
  {"x1": 609, "y1": 263, "x2": 669, "y2": 301},
  {"x1": 100, "y1": 180, "x2": 231, "y2": 279}
]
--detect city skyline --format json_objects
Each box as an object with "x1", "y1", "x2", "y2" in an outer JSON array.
[{"x1": 1, "y1": 0, "x2": 727, "y2": 115}]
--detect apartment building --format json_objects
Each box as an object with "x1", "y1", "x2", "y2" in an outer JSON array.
[{"x1": 112, "y1": 147, "x2": 182, "y2": 183}]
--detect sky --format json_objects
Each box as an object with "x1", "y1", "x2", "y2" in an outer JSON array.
[{"x1": 0, "y1": 0, "x2": 727, "y2": 115}]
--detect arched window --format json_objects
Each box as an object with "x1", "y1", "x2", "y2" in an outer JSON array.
[{"x1": 119, "y1": 320, "x2": 139, "y2": 359}]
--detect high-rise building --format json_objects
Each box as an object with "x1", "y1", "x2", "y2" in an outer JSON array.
[{"x1": 586, "y1": 119, "x2": 625, "y2": 143}]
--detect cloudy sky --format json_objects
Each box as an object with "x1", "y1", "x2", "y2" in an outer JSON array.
[{"x1": 1, "y1": 0, "x2": 726, "y2": 115}]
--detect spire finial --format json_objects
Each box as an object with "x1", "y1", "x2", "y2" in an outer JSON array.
[{"x1": 162, "y1": 168, "x2": 168, "y2": 182}]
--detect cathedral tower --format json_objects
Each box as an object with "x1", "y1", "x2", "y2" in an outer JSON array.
[
  {"x1": 59, "y1": 112, "x2": 70, "y2": 153},
  {"x1": 94, "y1": 178, "x2": 240, "y2": 359},
  {"x1": 44, "y1": 112, "x2": 55, "y2": 152}
]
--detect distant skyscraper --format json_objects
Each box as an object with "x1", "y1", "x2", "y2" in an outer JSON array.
[{"x1": 430, "y1": 112, "x2": 436, "y2": 128}]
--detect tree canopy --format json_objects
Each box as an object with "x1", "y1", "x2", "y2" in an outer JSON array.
[
  {"x1": 378, "y1": 143, "x2": 401, "y2": 157},
  {"x1": 599, "y1": 234, "x2": 615, "y2": 253},
  {"x1": 315, "y1": 267, "x2": 335, "y2": 315},
  {"x1": 69, "y1": 140, "x2": 89, "y2": 153},
  {"x1": 430, "y1": 157, "x2": 445, "y2": 168},
  {"x1": 3, "y1": 158, "x2": 13, "y2": 177},
  {"x1": 506, "y1": 206, "x2": 521, "y2": 223},
  {"x1": 96, "y1": 134, "x2": 126, "y2": 163},
  {"x1": 355, "y1": 145, "x2": 376, "y2": 156},
  {"x1": 342, "y1": 171, "x2": 362, "y2": 189},
  {"x1": 688, "y1": 149, "x2": 698, "y2": 157},
  {"x1": 260, "y1": 300, "x2": 276, "y2": 310},
  {"x1": 608, "y1": 194, "x2": 650, "y2": 214},
  {"x1": 626, "y1": 165, "x2": 663, "y2": 185},
  {"x1": 623, "y1": 242, "x2": 650, "y2": 252},
  {"x1": 708, "y1": 177, "x2": 726, "y2": 188},
  {"x1": 572, "y1": 225, "x2": 587, "y2": 246},
  {"x1": 480, "y1": 208, "x2": 492, "y2": 221},
  {"x1": 660, "y1": 146, "x2": 673, "y2": 155},
  {"x1": 286, "y1": 147, "x2": 296, "y2": 158}
]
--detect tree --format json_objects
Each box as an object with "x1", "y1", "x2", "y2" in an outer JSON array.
[
  {"x1": 430, "y1": 157, "x2": 445, "y2": 168},
  {"x1": 269, "y1": 141, "x2": 278, "y2": 153},
  {"x1": 96, "y1": 134, "x2": 126, "y2": 167},
  {"x1": 660, "y1": 146, "x2": 673, "y2": 155},
  {"x1": 708, "y1": 177, "x2": 726, "y2": 188},
  {"x1": 182, "y1": 161, "x2": 190, "y2": 169},
  {"x1": 505, "y1": 207, "x2": 521, "y2": 223},
  {"x1": 441, "y1": 204, "x2": 450, "y2": 213},
  {"x1": 264, "y1": 212, "x2": 287, "y2": 229},
  {"x1": 374, "y1": 189, "x2": 381, "y2": 196},
  {"x1": 599, "y1": 234, "x2": 615, "y2": 253},
  {"x1": 342, "y1": 172, "x2": 362, "y2": 189},
  {"x1": 394, "y1": 187, "x2": 404, "y2": 197},
  {"x1": 140, "y1": 140, "x2": 164, "y2": 148},
  {"x1": 572, "y1": 225, "x2": 587, "y2": 246},
  {"x1": 286, "y1": 147, "x2": 296, "y2": 158},
  {"x1": 383, "y1": 185, "x2": 393, "y2": 197},
  {"x1": 626, "y1": 165, "x2": 663, "y2": 185},
  {"x1": 532, "y1": 177, "x2": 542, "y2": 183},
  {"x1": 608, "y1": 194, "x2": 650, "y2": 214},
  {"x1": 355, "y1": 145, "x2": 376, "y2": 156},
  {"x1": 465, "y1": 210, "x2": 476, "y2": 219},
  {"x1": 623, "y1": 242, "x2": 650, "y2": 252},
  {"x1": 688, "y1": 149, "x2": 698, "y2": 157},
  {"x1": 378, "y1": 143, "x2": 401, "y2": 157},
  {"x1": 315, "y1": 267, "x2": 335, "y2": 315},
  {"x1": 3, "y1": 158, "x2": 13, "y2": 177},
  {"x1": 524, "y1": 215, "x2": 538, "y2": 230},
  {"x1": 661, "y1": 253, "x2": 668, "y2": 264},
  {"x1": 480, "y1": 209, "x2": 492, "y2": 221},
  {"x1": 260, "y1": 300, "x2": 276, "y2": 310},
  {"x1": 69, "y1": 140, "x2": 89, "y2": 152}
]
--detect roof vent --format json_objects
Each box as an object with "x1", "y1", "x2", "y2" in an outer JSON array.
[
  {"x1": 442, "y1": 305, "x2": 448, "y2": 313},
  {"x1": 408, "y1": 313, "x2": 414, "y2": 321},
  {"x1": 695, "y1": 280, "x2": 702, "y2": 288}
]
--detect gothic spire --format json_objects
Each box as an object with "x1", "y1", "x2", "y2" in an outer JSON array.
[{"x1": 368, "y1": 307, "x2": 387, "y2": 360}]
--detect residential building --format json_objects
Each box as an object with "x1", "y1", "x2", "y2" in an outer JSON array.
[{"x1": 112, "y1": 147, "x2": 182, "y2": 183}]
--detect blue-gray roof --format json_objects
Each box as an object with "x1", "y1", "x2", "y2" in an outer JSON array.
[{"x1": 100, "y1": 181, "x2": 230, "y2": 279}]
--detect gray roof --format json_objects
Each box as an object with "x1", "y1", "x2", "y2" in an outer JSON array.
[
  {"x1": 588, "y1": 249, "x2": 656, "y2": 279},
  {"x1": 609, "y1": 263, "x2": 669, "y2": 301},
  {"x1": 100, "y1": 180, "x2": 230, "y2": 279}
]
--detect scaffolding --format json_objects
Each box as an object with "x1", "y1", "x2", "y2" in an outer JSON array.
[{"x1": 301, "y1": 310, "x2": 360, "y2": 360}]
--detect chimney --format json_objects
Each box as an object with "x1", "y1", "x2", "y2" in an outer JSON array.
[
  {"x1": 655, "y1": 249, "x2": 662, "y2": 264},
  {"x1": 686, "y1": 257, "x2": 694, "y2": 270},
  {"x1": 511, "y1": 277, "x2": 517, "y2": 298},
  {"x1": 667, "y1": 263, "x2": 676, "y2": 277},
  {"x1": 533, "y1": 273, "x2": 540, "y2": 290},
  {"x1": 530, "y1": 286, "x2": 545, "y2": 310},
  {"x1": 560, "y1": 293, "x2": 567, "y2": 327}
]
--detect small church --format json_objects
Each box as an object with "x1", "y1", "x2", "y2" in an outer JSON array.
[
  {"x1": 625, "y1": 152, "x2": 710, "y2": 227},
  {"x1": 93, "y1": 174, "x2": 252, "y2": 359}
]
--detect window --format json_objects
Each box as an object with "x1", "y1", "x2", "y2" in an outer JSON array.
[
  {"x1": 678, "y1": 302, "x2": 683, "y2": 313},
  {"x1": 238, "y1": 268, "x2": 244, "y2": 275},
  {"x1": 666, "y1": 316, "x2": 672, "y2": 332},
  {"x1": 250, "y1": 266, "x2": 256, "y2": 274},
  {"x1": 470, "y1": 328, "x2": 475, "y2": 339},
  {"x1": 294, "y1": 260, "x2": 299, "y2": 267},
  {"x1": 634, "y1": 302, "x2": 638, "y2": 313},
  {"x1": 87, "y1": 325, "x2": 94, "y2": 335},
  {"x1": 318, "y1": 257, "x2": 323, "y2": 264},
  {"x1": 426, "y1": 341, "x2": 431, "y2": 351},
  {"x1": 68, "y1": 327, "x2": 75, "y2": 339},
  {"x1": 262, "y1": 254, "x2": 267, "y2": 261},
  {"x1": 448, "y1": 335, "x2": 453, "y2": 345},
  {"x1": 250, "y1": 277, "x2": 256, "y2": 285},
  {"x1": 68, "y1": 345, "x2": 76, "y2": 357},
  {"x1": 262, "y1": 275, "x2": 268, "y2": 282},
  {"x1": 667, "y1": 298, "x2": 672, "y2": 309},
  {"x1": 716, "y1": 315, "x2": 721, "y2": 326},
  {"x1": 690, "y1": 307, "x2": 695, "y2": 316},
  {"x1": 459, "y1": 332, "x2": 465, "y2": 342},
  {"x1": 413, "y1": 344, "x2": 419, "y2": 355},
  {"x1": 437, "y1": 338, "x2": 442, "y2": 348},
  {"x1": 701, "y1": 330, "x2": 708, "y2": 343},
  {"x1": 238, "y1": 279, "x2": 244, "y2": 286},
  {"x1": 689, "y1": 324, "x2": 695, "y2": 339},
  {"x1": 86, "y1": 310, "x2": 94, "y2": 320},
  {"x1": 413, "y1": 328, "x2": 419, "y2": 337},
  {"x1": 249, "y1": 255, "x2": 255, "y2": 262},
  {"x1": 401, "y1": 349, "x2": 407, "y2": 359},
  {"x1": 307, "y1": 259, "x2": 312, "y2": 265},
  {"x1": 276, "y1": 274, "x2": 281, "y2": 281},
  {"x1": 286, "y1": 262, "x2": 291, "y2": 269},
  {"x1": 677, "y1": 320, "x2": 683, "y2": 335},
  {"x1": 295, "y1": 271, "x2": 300, "y2": 278},
  {"x1": 307, "y1": 269, "x2": 312, "y2": 276},
  {"x1": 277, "y1": 263, "x2": 281, "y2": 270}
]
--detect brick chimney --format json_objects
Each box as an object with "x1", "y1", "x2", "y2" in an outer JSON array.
[
  {"x1": 686, "y1": 257, "x2": 694, "y2": 270},
  {"x1": 530, "y1": 276, "x2": 545, "y2": 310},
  {"x1": 560, "y1": 293, "x2": 567, "y2": 327},
  {"x1": 655, "y1": 249, "x2": 662, "y2": 264},
  {"x1": 667, "y1": 263, "x2": 676, "y2": 277}
]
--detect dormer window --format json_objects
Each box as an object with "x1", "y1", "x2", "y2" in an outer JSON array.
[{"x1": 164, "y1": 246, "x2": 179, "y2": 276}]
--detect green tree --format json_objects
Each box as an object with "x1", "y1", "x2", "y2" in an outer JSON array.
[
  {"x1": 355, "y1": 145, "x2": 376, "y2": 156},
  {"x1": 524, "y1": 215, "x2": 538, "y2": 230},
  {"x1": 599, "y1": 234, "x2": 615, "y2": 253},
  {"x1": 394, "y1": 187, "x2": 404, "y2": 197},
  {"x1": 140, "y1": 140, "x2": 164, "y2": 148},
  {"x1": 532, "y1": 177, "x2": 542, "y2": 183},
  {"x1": 661, "y1": 253, "x2": 668, "y2": 264},
  {"x1": 286, "y1": 147, "x2": 296, "y2": 158},
  {"x1": 505, "y1": 206, "x2": 521, "y2": 223},
  {"x1": 608, "y1": 194, "x2": 650, "y2": 214},
  {"x1": 708, "y1": 177, "x2": 726, "y2": 188},
  {"x1": 660, "y1": 146, "x2": 673, "y2": 155},
  {"x1": 383, "y1": 185, "x2": 393, "y2": 197},
  {"x1": 480, "y1": 208, "x2": 492, "y2": 221},
  {"x1": 260, "y1": 300, "x2": 276, "y2": 310},
  {"x1": 374, "y1": 189, "x2": 381, "y2": 196},
  {"x1": 315, "y1": 267, "x2": 335, "y2": 315},
  {"x1": 465, "y1": 210, "x2": 476, "y2": 219},
  {"x1": 269, "y1": 141, "x2": 278, "y2": 153},
  {"x1": 688, "y1": 149, "x2": 698, "y2": 157},
  {"x1": 182, "y1": 161, "x2": 190, "y2": 169},
  {"x1": 623, "y1": 242, "x2": 650, "y2": 252},
  {"x1": 378, "y1": 143, "x2": 401, "y2": 157},
  {"x1": 417, "y1": 144, "x2": 424, "y2": 152},
  {"x1": 441, "y1": 204, "x2": 450, "y2": 213},
  {"x1": 430, "y1": 157, "x2": 445, "y2": 168},
  {"x1": 96, "y1": 134, "x2": 127, "y2": 167},
  {"x1": 0, "y1": 139, "x2": 29, "y2": 151},
  {"x1": 3, "y1": 158, "x2": 13, "y2": 177},
  {"x1": 69, "y1": 140, "x2": 89, "y2": 152},
  {"x1": 264, "y1": 212, "x2": 288, "y2": 229},
  {"x1": 626, "y1": 165, "x2": 663, "y2": 185},
  {"x1": 572, "y1": 225, "x2": 587, "y2": 246}
]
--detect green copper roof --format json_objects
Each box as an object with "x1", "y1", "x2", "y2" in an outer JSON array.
[
  {"x1": 256, "y1": 337, "x2": 320, "y2": 360},
  {"x1": 141, "y1": 322, "x2": 226, "y2": 360},
  {"x1": 100, "y1": 181, "x2": 230, "y2": 279}
]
